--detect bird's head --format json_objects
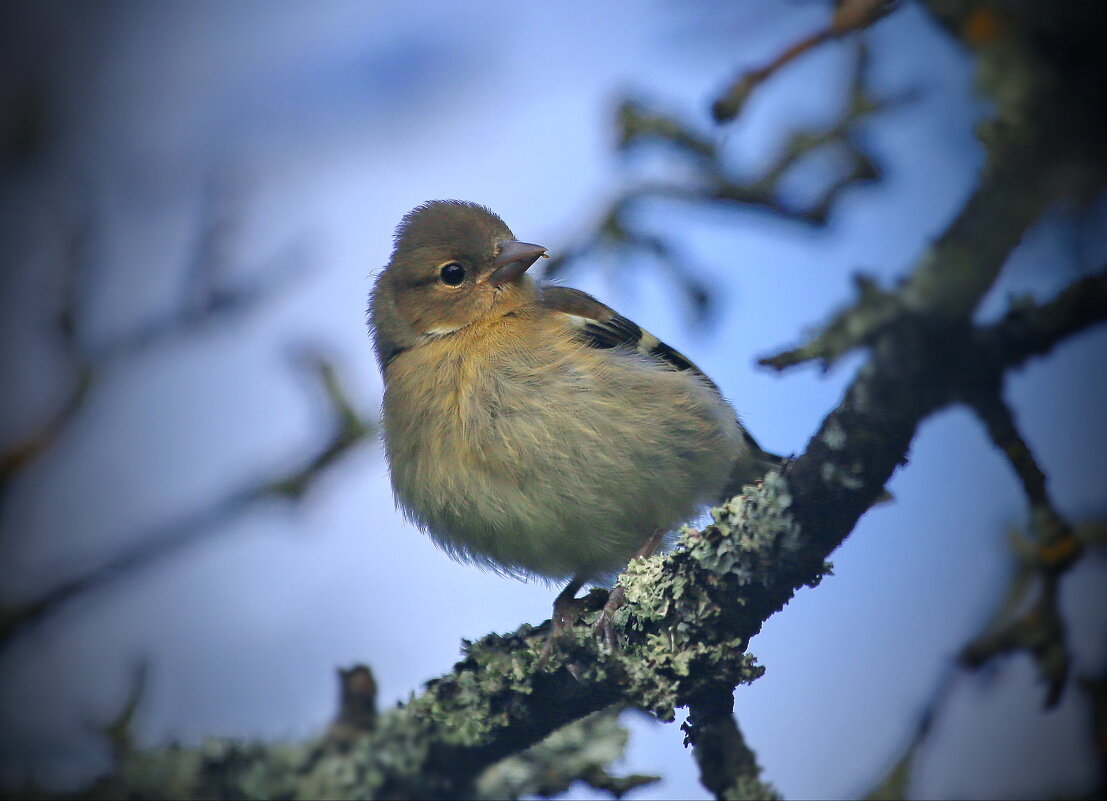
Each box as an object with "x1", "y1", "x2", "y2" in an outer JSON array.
[{"x1": 369, "y1": 200, "x2": 547, "y2": 368}]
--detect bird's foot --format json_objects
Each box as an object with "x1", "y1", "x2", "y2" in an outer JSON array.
[
  {"x1": 591, "y1": 528, "x2": 666, "y2": 652},
  {"x1": 594, "y1": 585, "x2": 626, "y2": 652},
  {"x1": 537, "y1": 580, "x2": 588, "y2": 668}
]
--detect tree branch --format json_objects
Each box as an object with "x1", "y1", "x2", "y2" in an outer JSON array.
[
  {"x1": 683, "y1": 683, "x2": 777, "y2": 800},
  {"x1": 51, "y1": 1, "x2": 1107, "y2": 797},
  {"x1": 711, "y1": 0, "x2": 899, "y2": 123},
  {"x1": 0, "y1": 352, "x2": 374, "y2": 649}
]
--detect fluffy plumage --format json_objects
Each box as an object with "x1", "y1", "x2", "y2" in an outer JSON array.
[{"x1": 368, "y1": 201, "x2": 782, "y2": 587}]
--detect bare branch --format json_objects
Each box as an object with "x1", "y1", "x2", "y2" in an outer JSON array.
[
  {"x1": 0, "y1": 172, "x2": 308, "y2": 498},
  {"x1": 978, "y1": 268, "x2": 1107, "y2": 372},
  {"x1": 711, "y1": 0, "x2": 899, "y2": 123},
  {"x1": 548, "y1": 47, "x2": 900, "y2": 311},
  {"x1": 93, "y1": 661, "x2": 150, "y2": 764},
  {"x1": 964, "y1": 392, "x2": 1073, "y2": 554},
  {"x1": 0, "y1": 353, "x2": 374, "y2": 650}
]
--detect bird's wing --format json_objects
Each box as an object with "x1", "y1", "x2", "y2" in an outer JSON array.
[
  {"x1": 539, "y1": 285, "x2": 719, "y2": 389},
  {"x1": 540, "y1": 284, "x2": 784, "y2": 476}
]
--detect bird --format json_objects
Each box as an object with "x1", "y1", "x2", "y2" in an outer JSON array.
[{"x1": 367, "y1": 200, "x2": 785, "y2": 648}]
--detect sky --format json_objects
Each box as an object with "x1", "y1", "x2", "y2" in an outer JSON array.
[{"x1": 2, "y1": 1, "x2": 1106, "y2": 799}]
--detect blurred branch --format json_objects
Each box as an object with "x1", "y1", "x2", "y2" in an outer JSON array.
[
  {"x1": 964, "y1": 391, "x2": 1072, "y2": 556},
  {"x1": 0, "y1": 351, "x2": 374, "y2": 650},
  {"x1": 765, "y1": 262, "x2": 1105, "y2": 706},
  {"x1": 861, "y1": 667, "x2": 960, "y2": 801},
  {"x1": 0, "y1": 204, "x2": 94, "y2": 489},
  {"x1": 0, "y1": 170, "x2": 307, "y2": 501},
  {"x1": 863, "y1": 516, "x2": 1107, "y2": 796},
  {"x1": 763, "y1": 267, "x2": 1107, "y2": 377},
  {"x1": 956, "y1": 514, "x2": 1099, "y2": 712},
  {"x1": 92, "y1": 661, "x2": 150, "y2": 765},
  {"x1": 712, "y1": 0, "x2": 899, "y2": 123},
  {"x1": 1079, "y1": 659, "x2": 1107, "y2": 798},
  {"x1": 264, "y1": 353, "x2": 375, "y2": 500},
  {"x1": 0, "y1": 367, "x2": 91, "y2": 486},
  {"x1": 323, "y1": 665, "x2": 379, "y2": 754},
  {"x1": 958, "y1": 569, "x2": 1069, "y2": 706},
  {"x1": 979, "y1": 268, "x2": 1107, "y2": 371},
  {"x1": 758, "y1": 272, "x2": 901, "y2": 371},
  {"x1": 545, "y1": 40, "x2": 909, "y2": 317},
  {"x1": 683, "y1": 684, "x2": 778, "y2": 800}
]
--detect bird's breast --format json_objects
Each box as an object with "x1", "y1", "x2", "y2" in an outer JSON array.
[{"x1": 379, "y1": 314, "x2": 742, "y2": 579}]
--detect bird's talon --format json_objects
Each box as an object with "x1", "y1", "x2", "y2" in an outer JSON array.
[
  {"x1": 594, "y1": 611, "x2": 619, "y2": 652},
  {"x1": 594, "y1": 584, "x2": 627, "y2": 651}
]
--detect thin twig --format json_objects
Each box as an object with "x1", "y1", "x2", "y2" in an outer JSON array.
[
  {"x1": 711, "y1": 0, "x2": 899, "y2": 122},
  {"x1": 0, "y1": 352, "x2": 374, "y2": 650}
]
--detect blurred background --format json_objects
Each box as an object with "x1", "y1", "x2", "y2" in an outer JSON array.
[{"x1": 1, "y1": 1, "x2": 1105, "y2": 798}]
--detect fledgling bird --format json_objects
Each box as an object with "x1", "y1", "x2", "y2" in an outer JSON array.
[{"x1": 368, "y1": 200, "x2": 783, "y2": 645}]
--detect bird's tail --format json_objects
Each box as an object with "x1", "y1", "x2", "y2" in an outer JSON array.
[{"x1": 718, "y1": 431, "x2": 790, "y2": 503}]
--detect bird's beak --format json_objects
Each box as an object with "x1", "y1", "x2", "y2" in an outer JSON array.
[{"x1": 488, "y1": 240, "x2": 548, "y2": 288}]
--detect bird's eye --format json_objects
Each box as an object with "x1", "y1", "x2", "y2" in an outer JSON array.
[{"x1": 439, "y1": 262, "x2": 466, "y2": 286}]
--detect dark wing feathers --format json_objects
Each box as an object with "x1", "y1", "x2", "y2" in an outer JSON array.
[
  {"x1": 541, "y1": 285, "x2": 800, "y2": 501},
  {"x1": 580, "y1": 315, "x2": 641, "y2": 350},
  {"x1": 647, "y1": 338, "x2": 698, "y2": 373},
  {"x1": 540, "y1": 285, "x2": 720, "y2": 392}
]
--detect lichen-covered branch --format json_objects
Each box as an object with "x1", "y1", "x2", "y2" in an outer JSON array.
[
  {"x1": 475, "y1": 708, "x2": 659, "y2": 800},
  {"x1": 683, "y1": 684, "x2": 777, "y2": 800}
]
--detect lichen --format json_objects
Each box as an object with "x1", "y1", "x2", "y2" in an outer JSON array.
[
  {"x1": 79, "y1": 474, "x2": 807, "y2": 800},
  {"x1": 583, "y1": 472, "x2": 804, "y2": 718},
  {"x1": 475, "y1": 709, "x2": 659, "y2": 799},
  {"x1": 823, "y1": 418, "x2": 847, "y2": 450}
]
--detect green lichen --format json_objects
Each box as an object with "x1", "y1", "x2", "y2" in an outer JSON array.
[
  {"x1": 681, "y1": 471, "x2": 803, "y2": 586},
  {"x1": 724, "y1": 774, "x2": 781, "y2": 801},
  {"x1": 584, "y1": 472, "x2": 802, "y2": 719},
  {"x1": 475, "y1": 709, "x2": 659, "y2": 799},
  {"x1": 78, "y1": 474, "x2": 807, "y2": 800}
]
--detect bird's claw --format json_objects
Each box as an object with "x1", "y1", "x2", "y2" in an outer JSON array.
[
  {"x1": 594, "y1": 609, "x2": 619, "y2": 652},
  {"x1": 594, "y1": 585, "x2": 626, "y2": 652},
  {"x1": 536, "y1": 588, "x2": 589, "y2": 668},
  {"x1": 537, "y1": 584, "x2": 628, "y2": 668}
]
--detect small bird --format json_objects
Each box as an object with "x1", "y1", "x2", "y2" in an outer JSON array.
[{"x1": 368, "y1": 200, "x2": 784, "y2": 646}]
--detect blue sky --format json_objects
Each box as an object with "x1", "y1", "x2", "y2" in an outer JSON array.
[{"x1": 2, "y1": 2, "x2": 1105, "y2": 798}]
